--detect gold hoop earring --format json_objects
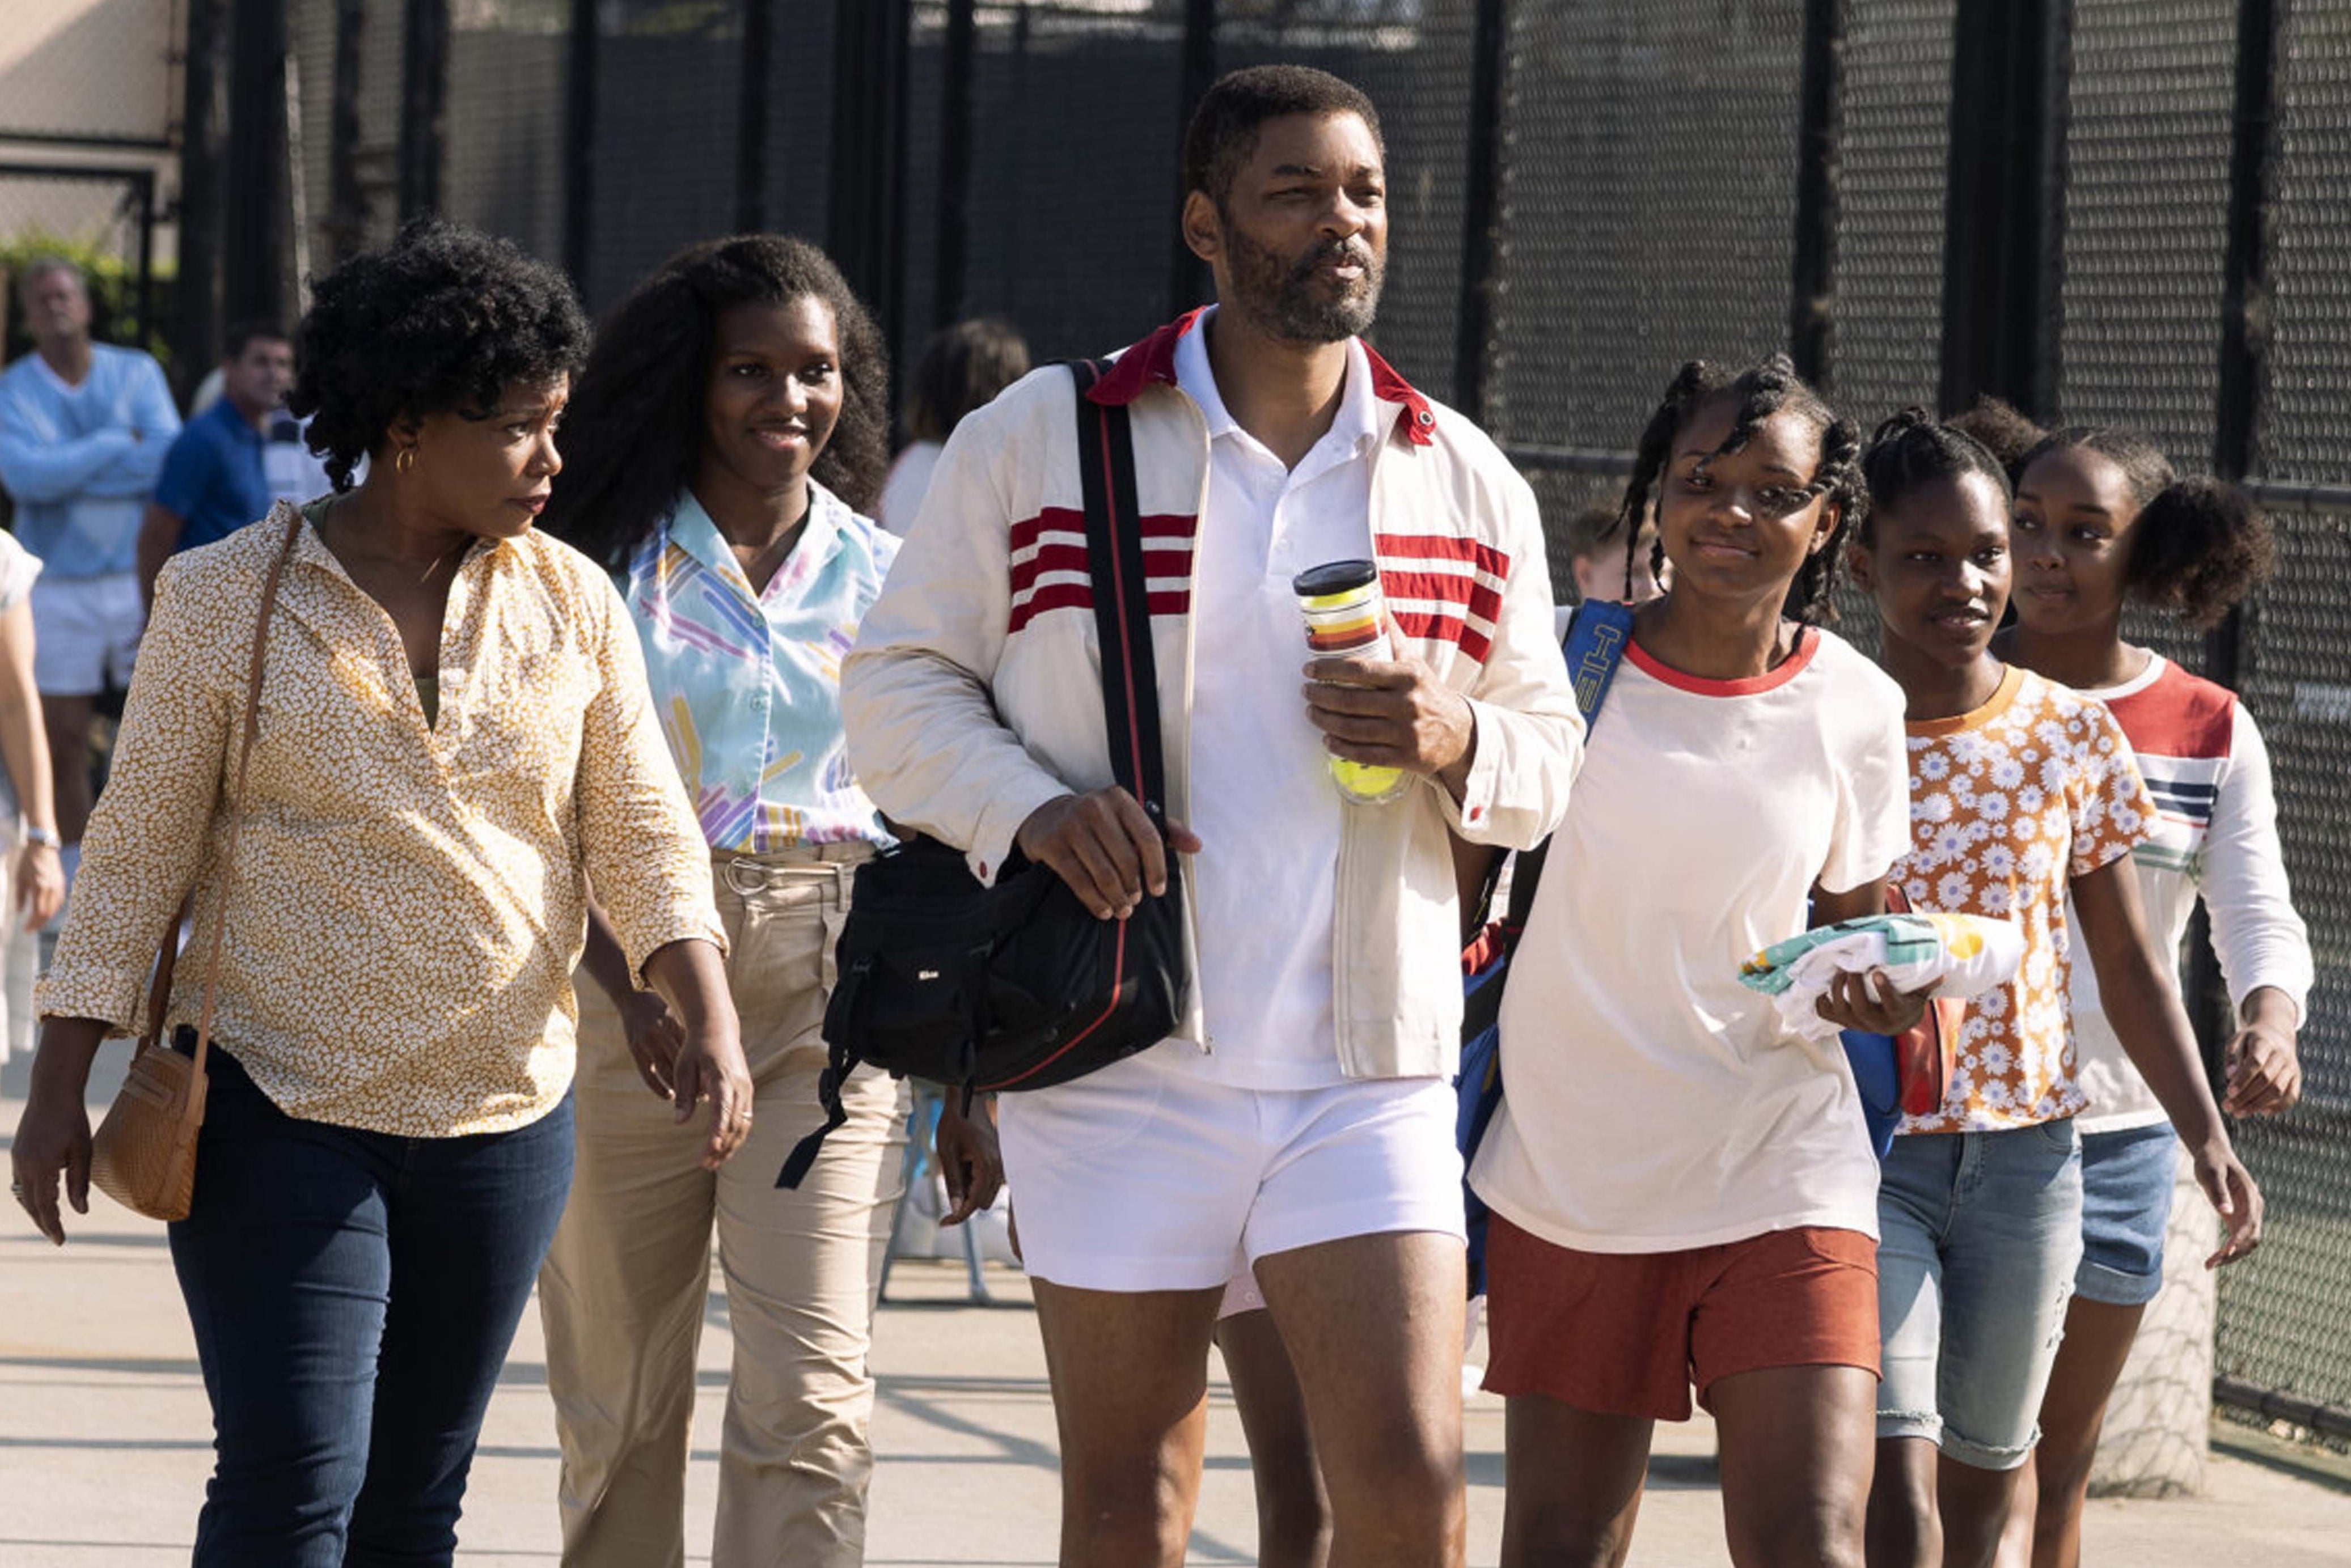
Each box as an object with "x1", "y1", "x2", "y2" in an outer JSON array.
[{"x1": 395, "y1": 447, "x2": 417, "y2": 474}]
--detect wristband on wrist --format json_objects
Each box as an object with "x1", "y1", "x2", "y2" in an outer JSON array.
[{"x1": 23, "y1": 825, "x2": 60, "y2": 849}]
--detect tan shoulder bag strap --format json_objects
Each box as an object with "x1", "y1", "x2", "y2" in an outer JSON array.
[{"x1": 137, "y1": 508, "x2": 305, "y2": 1065}]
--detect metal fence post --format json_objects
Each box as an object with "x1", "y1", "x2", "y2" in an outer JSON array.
[
  {"x1": 1451, "y1": 0, "x2": 1508, "y2": 425},
  {"x1": 828, "y1": 1, "x2": 912, "y2": 358},
  {"x1": 2214, "y1": 0, "x2": 2282, "y2": 502},
  {"x1": 399, "y1": 0, "x2": 451, "y2": 222},
  {"x1": 225, "y1": 0, "x2": 291, "y2": 327},
  {"x1": 737, "y1": 0, "x2": 773, "y2": 234},
  {"x1": 2187, "y1": 0, "x2": 2287, "y2": 1069},
  {"x1": 1168, "y1": 0, "x2": 1218, "y2": 319},
  {"x1": 1789, "y1": 0, "x2": 1846, "y2": 391},
  {"x1": 329, "y1": 0, "x2": 367, "y2": 264},
  {"x1": 564, "y1": 0, "x2": 598, "y2": 292},
  {"x1": 1936, "y1": 0, "x2": 2070, "y2": 418},
  {"x1": 133, "y1": 172, "x2": 157, "y2": 348},
  {"x1": 932, "y1": 0, "x2": 977, "y2": 330},
  {"x1": 172, "y1": 0, "x2": 230, "y2": 392}
]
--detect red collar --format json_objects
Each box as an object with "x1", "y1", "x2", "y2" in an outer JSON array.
[{"x1": 1086, "y1": 307, "x2": 1437, "y2": 447}]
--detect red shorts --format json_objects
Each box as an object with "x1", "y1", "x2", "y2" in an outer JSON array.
[{"x1": 1481, "y1": 1213, "x2": 1879, "y2": 1421}]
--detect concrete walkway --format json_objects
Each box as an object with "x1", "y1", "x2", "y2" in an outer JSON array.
[{"x1": 5, "y1": 1052, "x2": 2349, "y2": 1565}]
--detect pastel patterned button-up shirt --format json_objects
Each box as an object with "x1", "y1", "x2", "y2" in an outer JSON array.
[
  {"x1": 624, "y1": 484, "x2": 897, "y2": 851},
  {"x1": 37, "y1": 501, "x2": 724, "y2": 1137}
]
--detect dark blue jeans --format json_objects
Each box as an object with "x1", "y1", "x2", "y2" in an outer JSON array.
[{"x1": 167, "y1": 1048, "x2": 573, "y2": 1567}]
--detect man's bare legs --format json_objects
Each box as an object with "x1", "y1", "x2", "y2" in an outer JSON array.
[
  {"x1": 1218, "y1": 1306, "x2": 1333, "y2": 1568},
  {"x1": 1031, "y1": 1281, "x2": 1222, "y2": 1568},
  {"x1": 43, "y1": 692, "x2": 92, "y2": 848},
  {"x1": 1033, "y1": 1232, "x2": 1465, "y2": 1568},
  {"x1": 1254, "y1": 1230, "x2": 1467, "y2": 1568}
]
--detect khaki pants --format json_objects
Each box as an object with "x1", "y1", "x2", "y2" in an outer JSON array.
[{"x1": 540, "y1": 846, "x2": 908, "y2": 1568}]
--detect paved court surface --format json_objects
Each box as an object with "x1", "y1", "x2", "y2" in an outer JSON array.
[{"x1": 6, "y1": 1049, "x2": 2349, "y2": 1565}]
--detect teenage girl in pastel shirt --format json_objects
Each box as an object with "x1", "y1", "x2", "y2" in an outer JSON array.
[
  {"x1": 1846, "y1": 412, "x2": 2262, "y2": 1568},
  {"x1": 1985, "y1": 419, "x2": 2308, "y2": 1568}
]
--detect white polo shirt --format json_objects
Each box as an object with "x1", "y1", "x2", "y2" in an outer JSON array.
[{"x1": 1169, "y1": 309, "x2": 1386, "y2": 1090}]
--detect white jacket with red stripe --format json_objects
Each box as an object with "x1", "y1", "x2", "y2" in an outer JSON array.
[{"x1": 841, "y1": 311, "x2": 1583, "y2": 1080}]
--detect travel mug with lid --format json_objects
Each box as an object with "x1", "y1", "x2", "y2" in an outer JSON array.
[{"x1": 1293, "y1": 559, "x2": 1409, "y2": 805}]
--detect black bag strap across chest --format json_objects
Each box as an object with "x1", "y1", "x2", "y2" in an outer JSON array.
[{"x1": 1069, "y1": 357, "x2": 1168, "y2": 819}]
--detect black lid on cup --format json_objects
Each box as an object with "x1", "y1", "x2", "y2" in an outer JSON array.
[{"x1": 1292, "y1": 558, "x2": 1380, "y2": 597}]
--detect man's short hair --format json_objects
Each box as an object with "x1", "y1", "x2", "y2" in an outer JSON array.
[
  {"x1": 224, "y1": 319, "x2": 292, "y2": 361},
  {"x1": 1181, "y1": 65, "x2": 1384, "y2": 210},
  {"x1": 16, "y1": 255, "x2": 84, "y2": 303}
]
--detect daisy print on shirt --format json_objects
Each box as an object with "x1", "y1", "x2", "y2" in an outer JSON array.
[{"x1": 1894, "y1": 666, "x2": 2154, "y2": 1133}]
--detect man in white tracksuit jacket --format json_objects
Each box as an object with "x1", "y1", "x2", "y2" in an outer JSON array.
[{"x1": 843, "y1": 66, "x2": 1582, "y2": 1568}]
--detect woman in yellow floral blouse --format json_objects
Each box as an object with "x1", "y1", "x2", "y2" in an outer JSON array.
[{"x1": 8, "y1": 220, "x2": 748, "y2": 1568}]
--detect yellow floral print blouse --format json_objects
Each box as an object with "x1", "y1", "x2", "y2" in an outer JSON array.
[{"x1": 37, "y1": 503, "x2": 725, "y2": 1136}]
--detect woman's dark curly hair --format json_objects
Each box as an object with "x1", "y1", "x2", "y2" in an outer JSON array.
[
  {"x1": 546, "y1": 234, "x2": 891, "y2": 569},
  {"x1": 1858, "y1": 407, "x2": 2014, "y2": 540},
  {"x1": 1615, "y1": 354, "x2": 1864, "y2": 622},
  {"x1": 289, "y1": 218, "x2": 589, "y2": 492}
]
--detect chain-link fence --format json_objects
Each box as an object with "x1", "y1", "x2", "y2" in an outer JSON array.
[{"x1": 178, "y1": 0, "x2": 2351, "y2": 1445}]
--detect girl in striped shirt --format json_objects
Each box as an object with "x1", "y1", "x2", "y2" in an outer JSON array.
[{"x1": 1992, "y1": 421, "x2": 2310, "y2": 1568}]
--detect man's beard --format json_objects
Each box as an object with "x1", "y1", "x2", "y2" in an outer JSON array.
[{"x1": 1224, "y1": 222, "x2": 1384, "y2": 344}]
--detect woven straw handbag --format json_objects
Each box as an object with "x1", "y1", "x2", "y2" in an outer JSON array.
[{"x1": 88, "y1": 511, "x2": 301, "y2": 1222}]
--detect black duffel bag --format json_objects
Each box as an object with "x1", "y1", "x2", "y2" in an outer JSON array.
[{"x1": 779, "y1": 359, "x2": 1185, "y2": 1188}]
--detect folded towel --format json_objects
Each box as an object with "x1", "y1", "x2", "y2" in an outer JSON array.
[{"x1": 1738, "y1": 913, "x2": 2025, "y2": 1044}]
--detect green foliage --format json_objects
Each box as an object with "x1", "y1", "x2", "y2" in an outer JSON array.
[{"x1": 0, "y1": 230, "x2": 174, "y2": 376}]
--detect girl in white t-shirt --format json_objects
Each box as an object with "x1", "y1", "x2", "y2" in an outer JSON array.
[
  {"x1": 1987, "y1": 421, "x2": 2308, "y2": 1568},
  {"x1": 1470, "y1": 355, "x2": 1922, "y2": 1567}
]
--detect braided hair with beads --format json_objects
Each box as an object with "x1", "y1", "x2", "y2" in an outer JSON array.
[{"x1": 1613, "y1": 354, "x2": 1865, "y2": 621}]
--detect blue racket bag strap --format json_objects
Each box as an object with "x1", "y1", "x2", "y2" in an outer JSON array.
[
  {"x1": 1563, "y1": 597, "x2": 1636, "y2": 726},
  {"x1": 1492, "y1": 599, "x2": 1637, "y2": 936}
]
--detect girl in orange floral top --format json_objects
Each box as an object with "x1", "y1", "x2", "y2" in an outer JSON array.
[{"x1": 1846, "y1": 412, "x2": 2259, "y2": 1568}]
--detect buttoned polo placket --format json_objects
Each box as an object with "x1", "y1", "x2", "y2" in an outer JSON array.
[{"x1": 1173, "y1": 320, "x2": 1385, "y2": 1078}]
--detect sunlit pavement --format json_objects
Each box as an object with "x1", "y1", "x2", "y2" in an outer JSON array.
[{"x1": 6, "y1": 1049, "x2": 2349, "y2": 1566}]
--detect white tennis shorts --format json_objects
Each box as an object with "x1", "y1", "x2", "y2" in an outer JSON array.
[
  {"x1": 998, "y1": 1044, "x2": 1465, "y2": 1295},
  {"x1": 32, "y1": 572, "x2": 142, "y2": 697}
]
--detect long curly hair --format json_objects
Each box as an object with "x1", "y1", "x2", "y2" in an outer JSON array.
[
  {"x1": 547, "y1": 234, "x2": 891, "y2": 569},
  {"x1": 1614, "y1": 354, "x2": 1864, "y2": 622},
  {"x1": 290, "y1": 218, "x2": 589, "y2": 492}
]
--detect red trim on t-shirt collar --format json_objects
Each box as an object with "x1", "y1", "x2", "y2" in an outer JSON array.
[
  {"x1": 1088, "y1": 308, "x2": 1437, "y2": 447},
  {"x1": 1625, "y1": 625, "x2": 1820, "y2": 697}
]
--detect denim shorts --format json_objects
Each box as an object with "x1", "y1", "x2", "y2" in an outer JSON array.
[
  {"x1": 1876, "y1": 1119, "x2": 2084, "y2": 1470},
  {"x1": 2075, "y1": 1123, "x2": 2179, "y2": 1307}
]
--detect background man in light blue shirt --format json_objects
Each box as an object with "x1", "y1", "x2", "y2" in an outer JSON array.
[{"x1": 0, "y1": 256, "x2": 179, "y2": 862}]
